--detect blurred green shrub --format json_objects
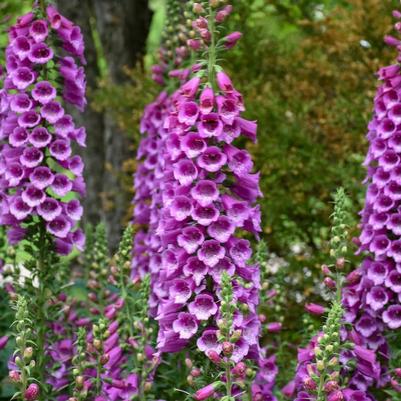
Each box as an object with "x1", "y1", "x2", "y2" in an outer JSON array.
[{"x1": 226, "y1": 0, "x2": 394, "y2": 252}]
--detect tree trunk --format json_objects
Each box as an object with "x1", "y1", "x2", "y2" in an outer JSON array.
[
  {"x1": 93, "y1": 0, "x2": 152, "y2": 249},
  {"x1": 57, "y1": 0, "x2": 152, "y2": 249}
]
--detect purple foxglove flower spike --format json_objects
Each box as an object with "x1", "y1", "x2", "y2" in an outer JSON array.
[
  {"x1": 339, "y1": 9, "x2": 401, "y2": 397},
  {"x1": 0, "y1": 4, "x2": 87, "y2": 253}
]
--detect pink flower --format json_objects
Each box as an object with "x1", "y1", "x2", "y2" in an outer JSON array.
[{"x1": 194, "y1": 382, "x2": 221, "y2": 400}]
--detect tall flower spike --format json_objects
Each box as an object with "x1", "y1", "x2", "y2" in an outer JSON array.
[
  {"x1": 145, "y1": 4, "x2": 274, "y2": 401},
  {"x1": 70, "y1": 328, "x2": 89, "y2": 401},
  {"x1": 291, "y1": 189, "x2": 382, "y2": 401},
  {"x1": 131, "y1": 0, "x2": 195, "y2": 319},
  {"x1": 9, "y1": 296, "x2": 38, "y2": 401},
  {"x1": 340, "y1": 9, "x2": 401, "y2": 398},
  {"x1": 0, "y1": 3, "x2": 86, "y2": 253}
]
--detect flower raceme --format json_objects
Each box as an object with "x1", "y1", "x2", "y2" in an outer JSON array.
[
  {"x1": 341, "y1": 9, "x2": 401, "y2": 396},
  {"x1": 0, "y1": 5, "x2": 86, "y2": 254},
  {"x1": 132, "y1": 92, "x2": 170, "y2": 284},
  {"x1": 153, "y1": 69, "x2": 263, "y2": 365}
]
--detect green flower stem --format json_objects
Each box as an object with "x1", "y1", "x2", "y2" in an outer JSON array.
[
  {"x1": 207, "y1": 5, "x2": 217, "y2": 89},
  {"x1": 95, "y1": 354, "x2": 102, "y2": 395},
  {"x1": 36, "y1": 224, "x2": 48, "y2": 401},
  {"x1": 19, "y1": 330, "x2": 28, "y2": 400},
  {"x1": 225, "y1": 363, "x2": 232, "y2": 398}
]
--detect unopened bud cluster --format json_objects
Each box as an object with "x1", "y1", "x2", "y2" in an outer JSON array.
[
  {"x1": 70, "y1": 328, "x2": 89, "y2": 401},
  {"x1": 10, "y1": 297, "x2": 39, "y2": 401}
]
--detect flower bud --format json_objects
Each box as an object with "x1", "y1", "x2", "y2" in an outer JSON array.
[
  {"x1": 346, "y1": 270, "x2": 361, "y2": 285},
  {"x1": 232, "y1": 362, "x2": 246, "y2": 377},
  {"x1": 207, "y1": 350, "x2": 222, "y2": 365},
  {"x1": 23, "y1": 347, "x2": 33, "y2": 361},
  {"x1": 330, "y1": 371, "x2": 340, "y2": 381},
  {"x1": 336, "y1": 257, "x2": 345, "y2": 269},
  {"x1": 328, "y1": 357, "x2": 338, "y2": 366},
  {"x1": 88, "y1": 292, "x2": 97, "y2": 302},
  {"x1": 93, "y1": 339, "x2": 102, "y2": 350},
  {"x1": 266, "y1": 322, "x2": 282, "y2": 333},
  {"x1": 100, "y1": 353, "x2": 110, "y2": 365},
  {"x1": 230, "y1": 329, "x2": 242, "y2": 342},
  {"x1": 305, "y1": 303, "x2": 326, "y2": 316},
  {"x1": 328, "y1": 390, "x2": 344, "y2": 401},
  {"x1": 191, "y1": 368, "x2": 201, "y2": 377},
  {"x1": 223, "y1": 31, "x2": 242, "y2": 49},
  {"x1": 75, "y1": 375, "x2": 84, "y2": 389},
  {"x1": 9, "y1": 370, "x2": 20, "y2": 383},
  {"x1": 222, "y1": 341, "x2": 233, "y2": 356},
  {"x1": 303, "y1": 377, "x2": 317, "y2": 391},
  {"x1": 324, "y1": 380, "x2": 339, "y2": 393},
  {"x1": 193, "y1": 3, "x2": 204, "y2": 14},
  {"x1": 187, "y1": 39, "x2": 202, "y2": 51},
  {"x1": 321, "y1": 264, "x2": 331, "y2": 275},
  {"x1": 194, "y1": 382, "x2": 222, "y2": 400},
  {"x1": 16, "y1": 336, "x2": 23, "y2": 347},
  {"x1": 24, "y1": 383, "x2": 40, "y2": 401},
  {"x1": 15, "y1": 356, "x2": 23, "y2": 368},
  {"x1": 324, "y1": 277, "x2": 336, "y2": 289},
  {"x1": 185, "y1": 357, "x2": 193, "y2": 369},
  {"x1": 217, "y1": 319, "x2": 227, "y2": 330}
]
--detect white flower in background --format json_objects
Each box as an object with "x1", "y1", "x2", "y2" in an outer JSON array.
[
  {"x1": 0, "y1": 264, "x2": 39, "y2": 288},
  {"x1": 265, "y1": 253, "x2": 288, "y2": 274}
]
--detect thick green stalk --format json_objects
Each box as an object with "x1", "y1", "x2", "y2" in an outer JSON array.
[
  {"x1": 119, "y1": 270, "x2": 135, "y2": 339},
  {"x1": 95, "y1": 354, "x2": 102, "y2": 395},
  {"x1": 19, "y1": 335, "x2": 28, "y2": 401},
  {"x1": 316, "y1": 273, "x2": 343, "y2": 401},
  {"x1": 36, "y1": 224, "x2": 47, "y2": 401},
  {"x1": 207, "y1": 6, "x2": 216, "y2": 88},
  {"x1": 39, "y1": 0, "x2": 46, "y2": 14},
  {"x1": 225, "y1": 364, "x2": 232, "y2": 398}
]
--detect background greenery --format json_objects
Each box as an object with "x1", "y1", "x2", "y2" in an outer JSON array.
[{"x1": 0, "y1": 0, "x2": 398, "y2": 397}]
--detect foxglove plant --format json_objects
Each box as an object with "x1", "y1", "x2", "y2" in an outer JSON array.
[
  {"x1": 0, "y1": 2, "x2": 87, "y2": 399},
  {"x1": 70, "y1": 328, "x2": 89, "y2": 401},
  {"x1": 111, "y1": 226, "x2": 160, "y2": 401},
  {"x1": 145, "y1": 1, "x2": 276, "y2": 399},
  {"x1": 9, "y1": 296, "x2": 38, "y2": 401},
  {"x1": 85, "y1": 223, "x2": 110, "y2": 313},
  {"x1": 0, "y1": 2, "x2": 86, "y2": 251},
  {"x1": 131, "y1": 0, "x2": 195, "y2": 319},
  {"x1": 68, "y1": 225, "x2": 161, "y2": 401},
  {"x1": 341, "y1": 9, "x2": 401, "y2": 398},
  {"x1": 291, "y1": 189, "x2": 351, "y2": 401},
  {"x1": 156, "y1": 0, "x2": 261, "y2": 356},
  {"x1": 131, "y1": 91, "x2": 171, "y2": 283},
  {"x1": 291, "y1": 189, "x2": 383, "y2": 401}
]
